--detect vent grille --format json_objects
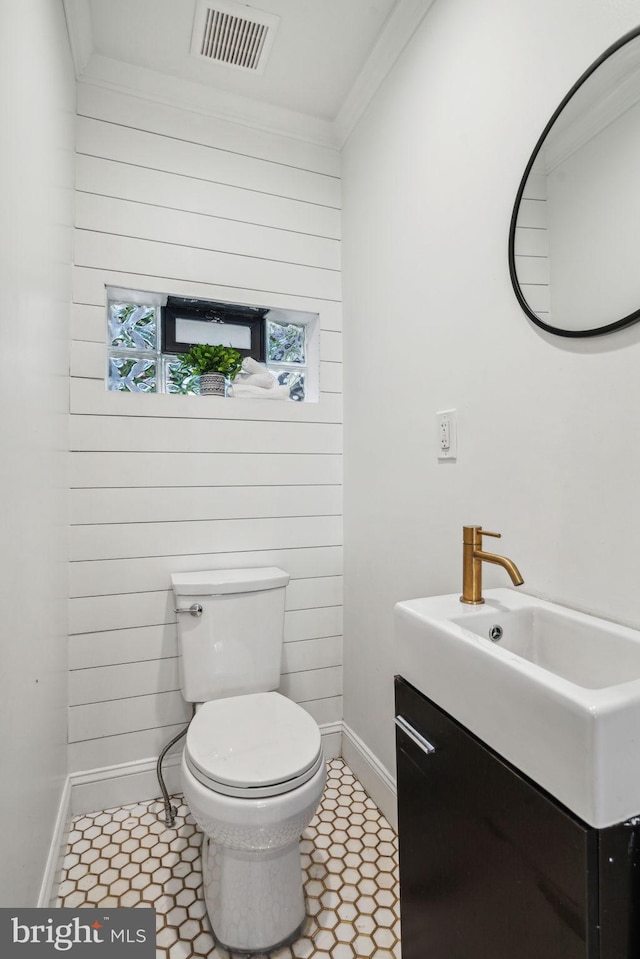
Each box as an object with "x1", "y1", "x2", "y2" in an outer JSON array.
[
  {"x1": 201, "y1": 9, "x2": 267, "y2": 69},
  {"x1": 191, "y1": 1, "x2": 280, "y2": 74}
]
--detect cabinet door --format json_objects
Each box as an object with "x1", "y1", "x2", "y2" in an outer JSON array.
[
  {"x1": 599, "y1": 823, "x2": 640, "y2": 957},
  {"x1": 395, "y1": 677, "x2": 598, "y2": 959}
]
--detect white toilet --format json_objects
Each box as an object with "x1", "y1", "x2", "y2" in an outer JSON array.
[{"x1": 170, "y1": 567, "x2": 326, "y2": 956}]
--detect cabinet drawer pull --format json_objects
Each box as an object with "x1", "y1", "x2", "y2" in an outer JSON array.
[{"x1": 395, "y1": 715, "x2": 436, "y2": 756}]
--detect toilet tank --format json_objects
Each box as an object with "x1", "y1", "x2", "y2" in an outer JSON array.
[{"x1": 170, "y1": 567, "x2": 290, "y2": 703}]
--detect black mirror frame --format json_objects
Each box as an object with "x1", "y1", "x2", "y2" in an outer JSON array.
[{"x1": 508, "y1": 25, "x2": 640, "y2": 338}]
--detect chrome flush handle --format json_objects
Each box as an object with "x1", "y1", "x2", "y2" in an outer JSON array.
[{"x1": 174, "y1": 603, "x2": 203, "y2": 617}]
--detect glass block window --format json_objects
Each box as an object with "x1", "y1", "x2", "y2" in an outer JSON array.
[
  {"x1": 266, "y1": 319, "x2": 307, "y2": 401},
  {"x1": 164, "y1": 357, "x2": 201, "y2": 395},
  {"x1": 108, "y1": 301, "x2": 169, "y2": 393},
  {"x1": 267, "y1": 320, "x2": 306, "y2": 364},
  {"x1": 106, "y1": 292, "x2": 313, "y2": 401},
  {"x1": 108, "y1": 355, "x2": 156, "y2": 392},
  {"x1": 273, "y1": 369, "x2": 305, "y2": 402},
  {"x1": 109, "y1": 303, "x2": 157, "y2": 351}
]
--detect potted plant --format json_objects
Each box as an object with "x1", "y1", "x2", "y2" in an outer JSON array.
[{"x1": 177, "y1": 344, "x2": 243, "y2": 396}]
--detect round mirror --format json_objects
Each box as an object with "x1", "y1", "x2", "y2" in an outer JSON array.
[{"x1": 509, "y1": 26, "x2": 640, "y2": 337}]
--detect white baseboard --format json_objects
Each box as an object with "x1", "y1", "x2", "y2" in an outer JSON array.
[
  {"x1": 69, "y1": 723, "x2": 344, "y2": 816},
  {"x1": 38, "y1": 776, "x2": 72, "y2": 906},
  {"x1": 319, "y1": 721, "x2": 342, "y2": 761},
  {"x1": 341, "y1": 723, "x2": 397, "y2": 830},
  {"x1": 70, "y1": 752, "x2": 183, "y2": 816}
]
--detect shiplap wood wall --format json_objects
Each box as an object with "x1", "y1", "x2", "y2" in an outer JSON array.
[{"x1": 69, "y1": 83, "x2": 343, "y2": 776}]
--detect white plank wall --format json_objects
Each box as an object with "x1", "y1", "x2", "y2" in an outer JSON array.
[{"x1": 69, "y1": 84, "x2": 343, "y2": 774}]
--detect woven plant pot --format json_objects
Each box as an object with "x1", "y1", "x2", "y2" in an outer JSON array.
[{"x1": 200, "y1": 372, "x2": 226, "y2": 396}]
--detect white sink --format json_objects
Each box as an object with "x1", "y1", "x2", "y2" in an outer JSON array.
[{"x1": 395, "y1": 588, "x2": 640, "y2": 828}]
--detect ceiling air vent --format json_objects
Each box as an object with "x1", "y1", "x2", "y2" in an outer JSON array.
[{"x1": 190, "y1": 0, "x2": 280, "y2": 74}]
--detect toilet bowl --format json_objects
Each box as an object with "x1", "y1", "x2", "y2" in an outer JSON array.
[{"x1": 181, "y1": 692, "x2": 326, "y2": 954}]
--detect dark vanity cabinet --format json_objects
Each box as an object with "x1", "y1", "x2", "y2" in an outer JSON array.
[{"x1": 394, "y1": 676, "x2": 640, "y2": 959}]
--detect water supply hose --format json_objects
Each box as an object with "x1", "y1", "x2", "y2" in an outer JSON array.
[{"x1": 156, "y1": 705, "x2": 195, "y2": 827}]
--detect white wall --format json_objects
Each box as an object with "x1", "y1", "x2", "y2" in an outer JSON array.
[
  {"x1": 0, "y1": 0, "x2": 74, "y2": 904},
  {"x1": 342, "y1": 0, "x2": 640, "y2": 784},
  {"x1": 69, "y1": 85, "x2": 343, "y2": 795}
]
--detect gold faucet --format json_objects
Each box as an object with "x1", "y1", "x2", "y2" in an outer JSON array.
[{"x1": 460, "y1": 526, "x2": 524, "y2": 605}]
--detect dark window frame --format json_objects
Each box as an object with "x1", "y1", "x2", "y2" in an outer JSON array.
[{"x1": 161, "y1": 297, "x2": 267, "y2": 361}]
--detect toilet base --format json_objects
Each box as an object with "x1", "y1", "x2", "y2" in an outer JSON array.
[
  {"x1": 214, "y1": 916, "x2": 306, "y2": 958},
  {"x1": 202, "y1": 833, "x2": 307, "y2": 954}
]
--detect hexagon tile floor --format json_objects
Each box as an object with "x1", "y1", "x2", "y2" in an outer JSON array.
[{"x1": 56, "y1": 758, "x2": 401, "y2": 959}]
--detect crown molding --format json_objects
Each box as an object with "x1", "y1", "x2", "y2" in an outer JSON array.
[
  {"x1": 335, "y1": 0, "x2": 436, "y2": 146},
  {"x1": 64, "y1": 0, "x2": 432, "y2": 151},
  {"x1": 62, "y1": 0, "x2": 93, "y2": 76},
  {"x1": 81, "y1": 53, "x2": 339, "y2": 148}
]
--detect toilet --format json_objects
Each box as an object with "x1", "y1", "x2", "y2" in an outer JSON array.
[{"x1": 170, "y1": 567, "x2": 326, "y2": 956}]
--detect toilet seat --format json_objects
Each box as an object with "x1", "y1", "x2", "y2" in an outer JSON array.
[{"x1": 185, "y1": 691, "x2": 324, "y2": 799}]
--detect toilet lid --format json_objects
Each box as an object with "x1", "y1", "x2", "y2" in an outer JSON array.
[{"x1": 185, "y1": 692, "x2": 323, "y2": 798}]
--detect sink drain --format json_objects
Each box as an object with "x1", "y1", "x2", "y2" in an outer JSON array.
[{"x1": 489, "y1": 625, "x2": 503, "y2": 642}]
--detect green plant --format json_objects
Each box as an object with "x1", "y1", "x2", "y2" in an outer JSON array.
[{"x1": 177, "y1": 344, "x2": 243, "y2": 380}]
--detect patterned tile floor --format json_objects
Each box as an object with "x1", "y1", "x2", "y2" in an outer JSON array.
[{"x1": 57, "y1": 759, "x2": 401, "y2": 958}]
